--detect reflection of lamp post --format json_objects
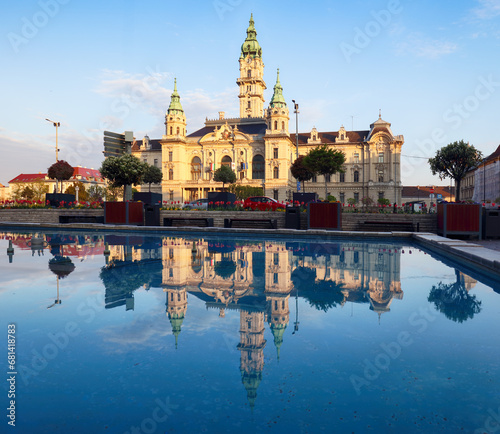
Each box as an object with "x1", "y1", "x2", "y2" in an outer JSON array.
[{"x1": 7, "y1": 240, "x2": 14, "y2": 263}]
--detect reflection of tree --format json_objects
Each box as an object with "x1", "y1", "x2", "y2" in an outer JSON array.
[
  {"x1": 100, "y1": 261, "x2": 153, "y2": 294},
  {"x1": 428, "y1": 270, "x2": 482, "y2": 323},
  {"x1": 214, "y1": 259, "x2": 237, "y2": 280},
  {"x1": 291, "y1": 267, "x2": 345, "y2": 312},
  {"x1": 48, "y1": 256, "x2": 75, "y2": 278}
]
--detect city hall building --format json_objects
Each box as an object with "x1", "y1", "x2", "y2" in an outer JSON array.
[{"x1": 132, "y1": 15, "x2": 404, "y2": 204}]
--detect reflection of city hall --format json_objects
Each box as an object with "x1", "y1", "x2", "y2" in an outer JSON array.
[
  {"x1": 107, "y1": 238, "x2": 404, "y2": 408},
  {"x1": 133, "y1": 15, "x2": 404, "y2": 203}
]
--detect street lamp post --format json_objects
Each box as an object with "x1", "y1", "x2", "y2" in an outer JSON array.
[
  {"x1": 45, "y1": 118, "x2": 60, "y2": 162},
  {"x1": 292, "y1": 100, "x2": 299, "y2": 192},
  {"x1": 482, "y1": 158, "x2": 486, "y2": 205}
]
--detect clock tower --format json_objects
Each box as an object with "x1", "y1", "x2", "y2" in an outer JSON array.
[{"x1": 237, "y1": 14, "x2": 266, "y2": 118}]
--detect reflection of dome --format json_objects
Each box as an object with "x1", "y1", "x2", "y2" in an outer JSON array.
[{"x1": 48, "y1": 256, "x2": 75, "y2": 278}]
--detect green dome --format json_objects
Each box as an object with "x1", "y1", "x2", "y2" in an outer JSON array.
[
  {"x1": 167, "y1": 78, "x2": 184, "y2": 115},
  {"x1": 240, "y1": 14, "x2": 262, "y2": 59}
]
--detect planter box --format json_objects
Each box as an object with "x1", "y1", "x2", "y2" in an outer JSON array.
[
  {"x1": 46, "y1": 193, "x2": 75, "y2": 208},
  {"x1": 104, "y1": 202, "x2": 144, "y2": 225},
  {"x1": 307, "y1": 202, "x2": 342, "y2": 230},
  {"x1": 437, "y1": 203, "x2": 482, "y2": 239},
  {"x1": 133, "y1": 192, "x2": 162, "y2": 205}
]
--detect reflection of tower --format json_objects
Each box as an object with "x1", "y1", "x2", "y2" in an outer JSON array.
[
  {"x1": 237, "y1": 310, "x2": 266, "y2": 409},
  {"x1": 265, "y1": 247, "x2": 292, "y2": 358},
  {"x1": 164, "y1": 288, "x2": 188, "y2": 349},
  {"x1": 267, "y1": 295, "x2": 289, "y2": 360}
]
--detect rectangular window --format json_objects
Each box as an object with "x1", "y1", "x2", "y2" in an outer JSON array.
[
  {"x1": 312, "y1": 175, "x2": 317, "y2": 183},
  {"x1": 143, "y1": 159, "x2": 147, "y2": 163},
  {"x1": 273, "y1": 273, "x2": 279, "y2": 284},
  {"x1": 378, "y1": 152, "x2": 384, "y2": 163},
  {"x1": 339, "y1": 173, "x2": 345, "y2": 183},
  {"x1": 354, "y1": 192, "x2": 359, "y2": 203},
  {"x1": 325, "y1": 174, "x2": 331, "y2": 183},
  {"x1": 378, "y1": 171, "x2": 384, "y2": 182},
  {"x1": 379, "y1": 191, "x2": 384, "y2": 200},
  {"x1": 273, "y1": 189, "x2": 279, "y2": 200},
  {"x1": 354, "y1": 153, "x2": 359, "y2": 164},
  {"x1": 169, "y1": 191, "x2": 173, "y2": 200},
  {"x1": 154, "y1": 159, "x2": 158, "y2": 167},
  {"x1": 168, "y1": 151, "x2": 173, "y2": 162},
  {"x1": 340, "y1": 192, "x2": 345, "y2": 203},
  {"x1": 273, "y1": 148, "x2": 278, "y2": 158}
]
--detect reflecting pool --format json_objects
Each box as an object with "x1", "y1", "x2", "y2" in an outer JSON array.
[{"x1": 1, "y1": 229, "x2": 499, "y2": 433}]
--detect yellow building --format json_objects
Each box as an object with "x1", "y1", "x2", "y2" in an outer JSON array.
[{"x1": 133, "y1": 15, "x2": 405, "y2": 204}]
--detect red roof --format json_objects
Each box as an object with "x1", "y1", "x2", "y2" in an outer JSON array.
[
  {"x1": 8, "y1": 173, "x2": 48, "y2": 183},
  {"x1": 8, "y1": 167, "x2": 102, "y2": 184}
]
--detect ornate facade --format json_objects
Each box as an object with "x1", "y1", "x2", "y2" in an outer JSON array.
[{"x1": 132, "y1": 15, "x2": 404, "y2": 204}]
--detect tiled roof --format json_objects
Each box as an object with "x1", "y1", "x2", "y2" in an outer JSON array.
[
  {"x1": 187, "y1": 121, "x2": 268, "y2": 138},
  {"x1": 9, "y1": 167, "x2": 102, "y2": 184},
  {"x1": 73, "y1": 167, "x2": 102, "y2": 179},
  {"x1": 290, "y1": 130, "x2": 370, "y2": 145},
  {"x1": 131, "y1": 139, "x2": 162, "y2": 151},
  {"x1": 485, "y1": 144, "x2": 500, "y2": 162},
  {"x1": 402, "y1": 186, "x2": 455, "y2": 197},
  {"x1": 9, "y1": 173, "x2": 47, "y2": 183}
]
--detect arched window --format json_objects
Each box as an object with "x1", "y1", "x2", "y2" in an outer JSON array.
[
  {"x1": 221, "y1": 155, "x2": 232, "y2": 168},
  {"x1": 273, "y1": 166, "x2": 279, "y2": 179},
  {"x1": 169, "y1": 169, "x2": 173, "y2": 181},
  {"x1": 281, "y1": 121, "x2": 285, "y2": 130},
  {"x1": 176, "y1": 127, "x2": 180, "y2": 135},
  {"x1": 354, "y1": 171, "x2": 359, "y2": 182},
  {"x1": 252, "y1": 155, "x2": 264, "y2": 179},
  {"x1": 247, "y1": 69, "x2": 251, "y2": 78},
  {"x1": 274, "y1": 120, "x2": 278, "y2": 130},
  {"x1": 191, "y1": 157, "x2": 201, "y2": 180},
  {"x1": 169, "y1": 126, "x2": 173, "y2": 135},
  {"x1": 378, "y1": 171, "x2": 384, "y2": 183}
]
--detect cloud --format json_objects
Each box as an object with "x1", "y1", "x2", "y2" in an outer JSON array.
[
  {"x1": 471, "y1": 0, "x2": 500, "y2": 19},
  {"x1": 396, "y1": 34, "x2": 458, "y2": 59}
]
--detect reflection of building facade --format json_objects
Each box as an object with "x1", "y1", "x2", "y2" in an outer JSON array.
[
  {"x1": 132, "y1": 15, "x2": 404, "y2": 204},
  {"x1": 155, "y1": 236, "x2": 404, "y2": 407}
]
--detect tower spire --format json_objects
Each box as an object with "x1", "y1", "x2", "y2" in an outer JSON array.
[{"x1": 269, "y1": 68, "x2": 286, "y2": 108}]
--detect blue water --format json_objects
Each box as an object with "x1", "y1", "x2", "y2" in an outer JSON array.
[{"x1": 1, "y1": 229, "x2": 499, "y2": 434}]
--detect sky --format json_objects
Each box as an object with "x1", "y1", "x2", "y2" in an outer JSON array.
[{"x1": 1, "y1": 0, "x2": 499, "y2": 188}]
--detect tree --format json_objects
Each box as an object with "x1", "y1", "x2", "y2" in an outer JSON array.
[
  {"x1": 65, "y1": 182, "x2": 89, "y2": 201},
  {"x1": 213, "y1": 165, "x2": 236, "y2": 191},
  {"x1": 428, "y1": 140, "x2": 482, "y2": 202},
  {"x1": 87, "y1": 185, "x2": 106, "y2": 202},
  {"x1": 48, "y1": 160, "x2": 74, "y2": 193},
  {"x1": 290, "y1": 155, "x2": 314, "y2": 192},
  {"x1": 100, "y1": 154, "x2": 147, "y2": 201},
  {"x1": 303, "y1": 144, "x2": 345, "y2": 199},
  {"x1": 142, "y1": 164, "x2": 163, "y2": 192}
]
